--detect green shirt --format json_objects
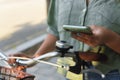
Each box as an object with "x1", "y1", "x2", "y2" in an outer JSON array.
[{"x1": 47, "y1": 0, "x2": 120, "y2": 74}]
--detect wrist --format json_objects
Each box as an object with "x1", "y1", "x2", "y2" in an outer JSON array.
[
  {"x1": 33, "y1": 53, "x2": 42, "y2": 58},
  {"x1": 103, "y1": 30, "x2": 118, "y2": 46}
]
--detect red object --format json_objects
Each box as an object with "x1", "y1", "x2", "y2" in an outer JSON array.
[
  {"x1": 79, "y1": 52, "x2": 108, "y2": 62},
  {"x1": 0, "y1": 66, "x2": 35, "y2": 80}
]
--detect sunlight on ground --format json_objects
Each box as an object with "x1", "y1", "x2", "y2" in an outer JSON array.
[{"x1": 0, "y1": 0, "x2": 47, "y2": 39}]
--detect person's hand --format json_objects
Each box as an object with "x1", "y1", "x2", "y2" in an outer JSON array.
[
  {"x1": 8, "y1": 52, "x2": 32, "y2": 66},
  {"x1": 71, "y1": 25, "x2": 110, "y2": 47}
]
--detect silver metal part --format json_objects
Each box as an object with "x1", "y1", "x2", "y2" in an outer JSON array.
[
  {"x1": 56, "y1": 41, "x2": 72, "y2": 49},
  {"x1": 0, "y1": 50, "x2": 12, "y2": 68},
  {"x1": 16, "y1": 52, "x2": 59, "y2": 66},
  {"x1": 81, "y1": 68, "x2": 105, "y2": 78}
]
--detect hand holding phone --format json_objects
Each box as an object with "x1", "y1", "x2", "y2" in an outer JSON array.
[{"x1": 63, "y1": 25, "x2": 93, "y2": 35}]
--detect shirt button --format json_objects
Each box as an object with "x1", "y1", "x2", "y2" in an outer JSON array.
[{"x1": 82, "y1": 8, "x2": 87, "y2": 13}]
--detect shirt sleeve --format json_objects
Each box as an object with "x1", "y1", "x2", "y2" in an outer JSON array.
[
  {"x1": 47, "y1": 26, "x2": 59, "y2": 38},
  {"x1": 47, "y1": 0, "x2": 59, "y2": 38}
]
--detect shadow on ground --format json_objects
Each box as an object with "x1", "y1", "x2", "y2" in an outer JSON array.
[{"x1": 0, "y1": 21, "x2": 47, "y2": 51}]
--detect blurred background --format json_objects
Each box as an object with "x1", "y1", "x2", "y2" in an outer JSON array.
[
  {"x1": 0, "y1": 0, "x2": 47, "y2": 52},
  {"x1": 0, "y1": 0, "x2": 66, "y2": 80}
]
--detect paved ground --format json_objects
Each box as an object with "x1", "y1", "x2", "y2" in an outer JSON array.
[{"x1": 0, "y1": 0, "x2": 47, "y2": 51}]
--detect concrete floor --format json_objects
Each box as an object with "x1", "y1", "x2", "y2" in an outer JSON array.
[{"x1": 0, "y1": 0, "x2": 47, "y2": 51}]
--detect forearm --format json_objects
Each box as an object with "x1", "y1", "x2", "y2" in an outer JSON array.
[
  {"x1": 90, "y1": 25, "x2": 120, "y2": 54},
  {"x1": 33, "y1": 34, "x2": 58, "y2": 57},
  {"x1": 104, "y1": 30, "x2": 120, "y2": 54}
]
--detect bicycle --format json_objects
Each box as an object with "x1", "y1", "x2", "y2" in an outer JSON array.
[{"x1": 0, "y1": 40, "x2": 105, "y2": 80}]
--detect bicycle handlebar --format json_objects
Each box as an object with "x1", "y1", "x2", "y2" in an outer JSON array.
[
  {"x1": 16, "y1": 52, "x2": 59, "y2": 66},
  {"x1": 0, "y1": 51, "x2": 105, "y2": 78}
]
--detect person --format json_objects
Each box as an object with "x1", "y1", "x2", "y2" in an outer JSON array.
[{"x1": 9, "y1": 0, "x2": 120, "y2": 80}]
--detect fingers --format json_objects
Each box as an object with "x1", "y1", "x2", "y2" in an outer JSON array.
[
  {"x1": 72, "y1": 32, "x2": 92, "y2": 42},
  {"x1": 8, "y1": 54, "x2": 16, "y2": 65},
  {"x1": 71, "y1": 32, "x2": 100, "y2": 47},
  {"x1": 8, "y1": 52, "x2": 31, "y2": 66},
  {"x1": 71, "y1": 25, "x2": 105, "y2": 47}
]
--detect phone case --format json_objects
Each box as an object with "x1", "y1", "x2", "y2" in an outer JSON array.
[{"x1": 63, "y1": 25, "x2": 93, "y2": 35}]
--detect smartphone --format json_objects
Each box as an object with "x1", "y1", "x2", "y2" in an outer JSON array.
[{"x1": 63, "y1": 25, "x2": 93, "y2": 35}]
